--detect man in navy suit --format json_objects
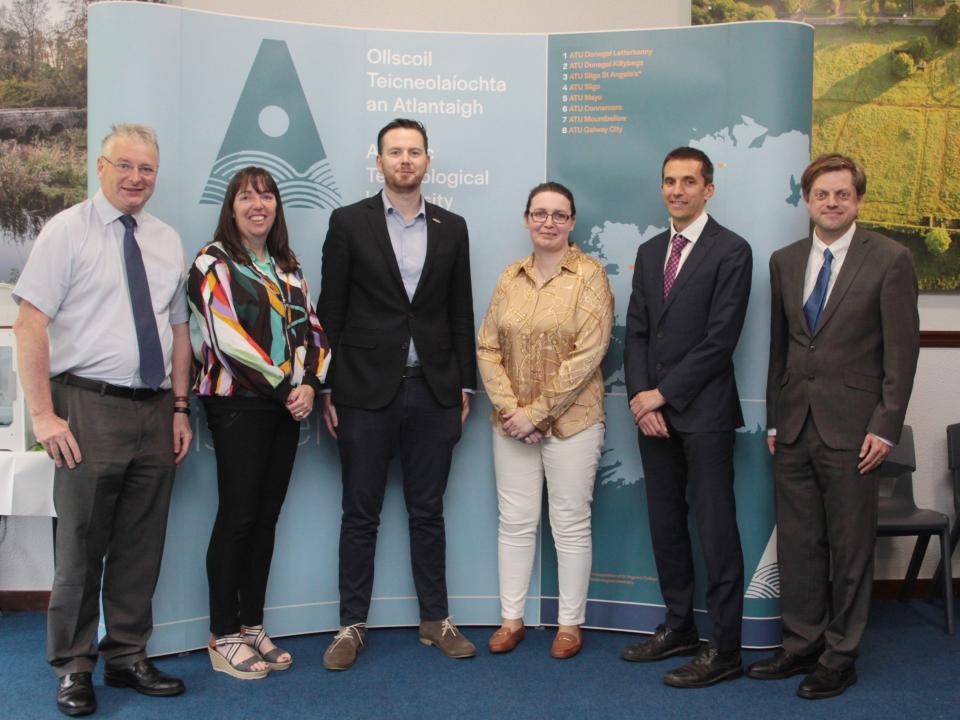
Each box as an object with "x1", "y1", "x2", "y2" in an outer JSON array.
[
  {"x1": 317, "y1": 119, "x2": 477, "y2": 670},
  {"x1": 621, "y1": 147, "x2": 752, "y2": 688}
]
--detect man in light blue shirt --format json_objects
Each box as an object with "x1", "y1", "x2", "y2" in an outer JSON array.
[{"x1": 14, "y1": 123, "x2": 193, "y2": 716}]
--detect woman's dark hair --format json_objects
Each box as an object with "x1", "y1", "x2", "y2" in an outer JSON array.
[
  {"x1": 524, "y1": 181, "x2": 576, "y2": 217},
  {"x1": 214, "y1": 166, "x2": 297, "y2": 273}
]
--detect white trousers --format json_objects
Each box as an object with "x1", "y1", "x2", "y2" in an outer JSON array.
[{"x1": 492, "y1": 423, "x2": 604, "y2": 626}]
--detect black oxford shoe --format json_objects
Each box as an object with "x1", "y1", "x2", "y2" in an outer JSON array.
[
  {"x1": 621, "y1": 624, "x2": 700, "y2": 662},
  {"x1": 746, "y1": 648, "x2": 821, "y2": 680},
  {"x1": 797, "y1": 663, "x2": 857, "y2": 699},
  {"x1": 57, "y1": 672, "x2": 96, "y2": 716},
  {"x1": 663, "y1": 645, "x2": 743, "y2": 688},
  {"x1": 104, "y1": 659, "x2": 185, "y2": 696}
]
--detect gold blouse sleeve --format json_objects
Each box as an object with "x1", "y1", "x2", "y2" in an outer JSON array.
[{"x1": 476, "y1": 268, "x2": 520, "y2": 416}]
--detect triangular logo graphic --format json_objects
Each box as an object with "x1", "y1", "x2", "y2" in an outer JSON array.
[
  {"x1": 745, "y1": 526, "x2": 780, "y2": 599},
  {"x1": 200, "y1": 39, "x2": 342, "y2": 209}
]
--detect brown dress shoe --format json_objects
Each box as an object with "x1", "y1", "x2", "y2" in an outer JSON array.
[
  {"x1": 323, "y1": 623, "x2": 367, "y2": 671},
  {"x1": 419, "y1": 617, "x2": 476, "y2": 658},
  {"x1": 550, "y1": 631, "x2": 582, "y2": 659},
  {"x1": 488, "y1": 625, "x2": 526, "y2": 654}
]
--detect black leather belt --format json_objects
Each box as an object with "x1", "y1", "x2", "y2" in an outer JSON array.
[
  {"x1": 402, "y1": 365, "x2": 424, "y2": 378},
  {"x1": 53, "y1": 373, "x2": 165, "y2": 400}
]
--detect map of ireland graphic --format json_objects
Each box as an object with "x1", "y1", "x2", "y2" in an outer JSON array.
[{"x1": 201, "y1": 39, "x2": 341, "y2": 209}]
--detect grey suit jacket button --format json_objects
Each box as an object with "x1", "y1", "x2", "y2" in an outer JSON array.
[{"x1": 807, "y1": 374, "x2": 815, "y2": 381}]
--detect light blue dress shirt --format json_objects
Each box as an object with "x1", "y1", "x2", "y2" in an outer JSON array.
[{"x1": 383, "y1": 192, "x2": 427, "y2": 367}]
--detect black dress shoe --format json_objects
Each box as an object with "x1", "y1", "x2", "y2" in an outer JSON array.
[
  {"x1": 104, "y1": 659, "x2": 185, "y2": 696},
  {"x1": 797, "y1": 663, "x2": 857, "y2": 699},
  {"x1": 621, "y1": 624, "x2": 700, "y2": 662},
  {"x1": 57, "y1": 672, "x2": 96, "y2": 716},
  {"x1": 746, "y1": 648, "x2": 820, "y2": 680},
  {"x1": 663, "y1": 645, "x2": 743, "y2": 688}
]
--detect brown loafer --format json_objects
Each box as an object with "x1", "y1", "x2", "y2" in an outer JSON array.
[
  {"x1": 551, "y1": 631, "x2": 582, "y2": 659},
  {"x1": 488, "y1": 625, "x2": 526, "y2": 654}
]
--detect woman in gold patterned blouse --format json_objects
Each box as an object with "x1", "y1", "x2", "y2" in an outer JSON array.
[{"x1": 477, "y1": 182, "x2": 613, "y2": 659}]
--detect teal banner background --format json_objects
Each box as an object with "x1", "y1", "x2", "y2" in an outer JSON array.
[
  {"x1": 543, "y1": 23, "x2": 813, "y2": 646},
  {"x1": 88, "y1": 4, "x2": 811, "y2": 653}
]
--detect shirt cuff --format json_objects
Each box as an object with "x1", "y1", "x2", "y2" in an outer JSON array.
[{"x1": 767, "y1": 429, "x2": 776, "y2": 436}]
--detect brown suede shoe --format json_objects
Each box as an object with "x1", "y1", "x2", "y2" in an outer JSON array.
[
  {"x1": 488, "y1": 625, "x2": 526, "y2": 654},
  {"x1": 419, "y1": 617, "x2": 476, "y2": 658},
  {"x1": 323, "y1": 623, "x2": 366, "y2": 671},
  {"x1": 550, "y1": 631, "x2": 582, "y2": 659}
]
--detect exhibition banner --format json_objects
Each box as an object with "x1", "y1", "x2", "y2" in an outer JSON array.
[{"x1": 88, "y1": 3, "x2": 811, "y2": 653}]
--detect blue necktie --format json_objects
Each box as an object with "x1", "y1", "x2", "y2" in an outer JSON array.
[
  {"x1": 120, "y1": 215, "x2": 165, "y2": 388},
  {"x1": 803, "y1": 247, "x2": 834, "y2": 334}
]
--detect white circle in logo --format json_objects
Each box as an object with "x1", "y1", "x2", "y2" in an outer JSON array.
[{"x1": 258, "y1": 105, "x2": 290, "y2": 138}]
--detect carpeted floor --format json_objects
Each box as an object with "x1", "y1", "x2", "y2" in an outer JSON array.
[{"x1": 2, "y1": 599, "x2": 958, "y2": 719}]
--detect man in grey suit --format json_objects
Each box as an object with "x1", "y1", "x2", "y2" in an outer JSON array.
[{"x1": 748, "y1": 154, "x2": 919, "y2": 699}]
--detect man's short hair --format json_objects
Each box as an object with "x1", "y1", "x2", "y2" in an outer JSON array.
[
  {"x1": 801, "y1": 153, "x2": 867, "y2": 200},
  {"x1": 662, "y1": 147, "x2": 714, "y2": 185},
  {"x1": 377, "y1": 118, "x2": 428, "y2": 155},
  {"x1": 100, "y1": 123, "x2": 160, "y2": 159}
]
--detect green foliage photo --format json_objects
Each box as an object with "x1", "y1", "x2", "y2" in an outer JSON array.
[
  {"x1": 814, "y1": 23, "x2": 960, "y2": 289},
  {"x1": 891, "y1": 51, "x2": 916, "y2": 77},
  {"x1": 924, "y1": 227, "x2": 953, "y2": 255},
  {"x1": 939, "y1": 4, "x2": 960, "y2": 45}
]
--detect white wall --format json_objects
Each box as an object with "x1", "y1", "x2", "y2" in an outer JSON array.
[
  {"x1": 0, "y1": 516, "x2": 53, "y2": 591},
  {"x1": 878, "y1": 346, "x2": 960, "y2": 579},
  {"x1": 919, "y1": 294, "x2": 960, "y2": 332},
  {"x1": 171, "y1": 0, "x2": 692, "y2": 32}
]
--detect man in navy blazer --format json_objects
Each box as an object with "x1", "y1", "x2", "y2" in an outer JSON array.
[
  {"x1": 317, "y1": 119, "x2": 477, "y2": 670},
  {"x1": 621, "y1": 147, "x2": 752, "y2": 688}
]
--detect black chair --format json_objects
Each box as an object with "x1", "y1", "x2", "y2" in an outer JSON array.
[
  {"x1": 876, "y1": 425, "x2": 954, "y2": 634},
  {"x1": 929, "y1": 423, "x2": 959, "y2": 607}
]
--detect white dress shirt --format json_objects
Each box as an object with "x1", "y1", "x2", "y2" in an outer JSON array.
[
  {"x1": 13, "y1": 190, "x2": 188, "y2": 388},
  {"x1": 665, "y1": 210, "x2": 710, "y2": 275},
  {"x1": 802, "y1": 222, "x2": 855, "y2": 307}
]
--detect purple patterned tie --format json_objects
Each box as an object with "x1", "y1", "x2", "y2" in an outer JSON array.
[{"x1": 663, "y1": 233, "x2": 689, "y2": 298}]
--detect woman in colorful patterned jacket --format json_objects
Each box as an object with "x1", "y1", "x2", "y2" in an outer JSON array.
[{"x1": 188, "y1": 166, "x2": 330, "y2": 680}]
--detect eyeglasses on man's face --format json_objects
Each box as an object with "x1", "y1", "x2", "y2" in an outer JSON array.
[{"x1": 101, "y1": 156, "x2": 157, "y2": 178}]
